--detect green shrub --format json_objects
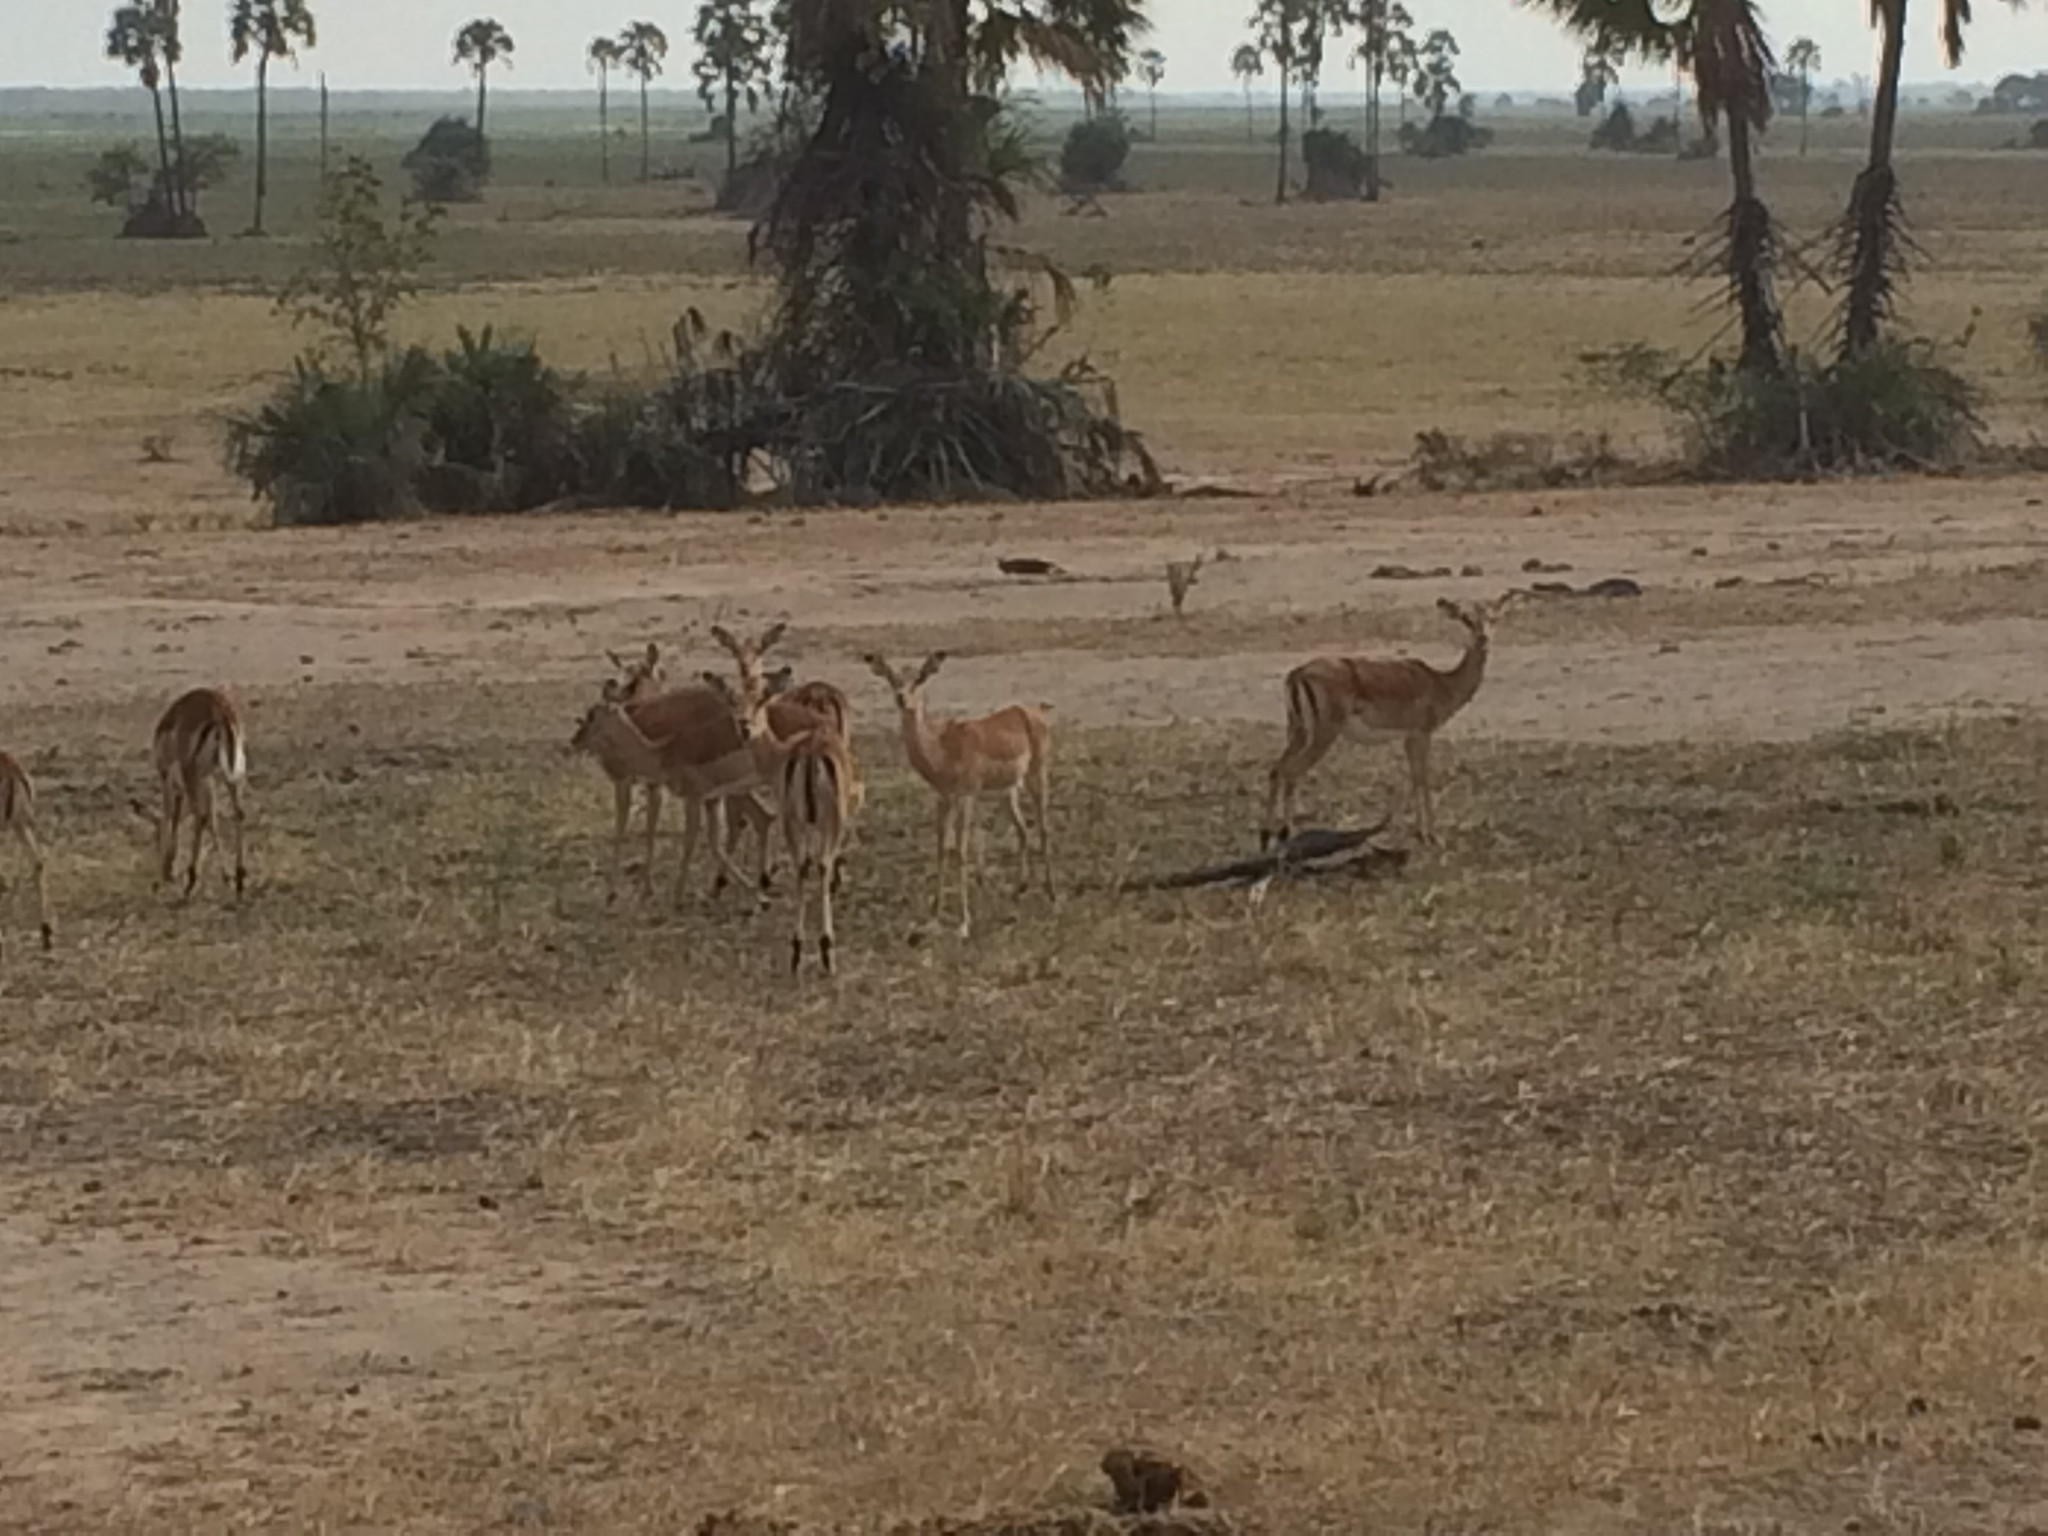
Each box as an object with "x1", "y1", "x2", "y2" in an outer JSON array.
[
  {"x1": 1582, "y1": 338, "x2": 1985, "y2": 478},
  {"x1": 1399, "y1": 115, "x2": 1492, "y2": 158},
  {"x1": 416, "y1": 326, "x2": 579, "y2": 511},
  {"x1": 403, "y1": 117, "x2": 490, "y2": 204},
  {"x1": 225, "y1": 354, "x2": 435, "y2": 526},
  {"x1": 1059, "y1": 115, "x2": 1131, "y2": 192},
  {"x1": 1301, "y1": 128, "x2": 1368, "y2": 200}
]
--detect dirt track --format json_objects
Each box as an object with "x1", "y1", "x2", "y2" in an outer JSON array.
[{"x1": 5, "y1": 478, "x2": 2046, "y2": 742}]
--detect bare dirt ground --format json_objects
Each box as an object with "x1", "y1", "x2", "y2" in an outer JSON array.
[
  {"x1": 5, "y1": 476, "x2": 2045, "y2": 739},
  {"x1": 5, "y1": 472, "x2": 2048, "y2": 1534}
]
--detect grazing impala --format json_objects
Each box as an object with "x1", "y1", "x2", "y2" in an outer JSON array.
[
  {"x1": 720, "y1": 669, "x2": 858, "y2": 975},
  {"x1": 0, "y1": 751, "x2": 54, "y2": 953},
  {"x1": 710, "y1": 621, "x2": 865, "y2": 833},
  {"x1": 145, "y1": 687, "x2": 250, "y2": 899},
  {"x1": 587, "y1": 643, "x2": 771, "y2": 904},
  {"x1": 1262, "y1": 594, "x2": 1512, "y2": 850},
  {"x1": 586, "y1": 635, "x2": 855, "y2": 904},
  {"x1": 863, "y1": 652, "x2": 1053, "y2": 938}
]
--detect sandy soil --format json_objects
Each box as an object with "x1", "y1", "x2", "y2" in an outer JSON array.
[{"x1": 4, "y1": 478, "x2": 2044, "y2": 741}]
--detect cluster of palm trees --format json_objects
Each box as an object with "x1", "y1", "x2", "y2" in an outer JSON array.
[
  {"x1": 584, "y1": 23, "x2": 671, "y2": 184},
  {"x1": 1538, "y1": 0, "x2": 2011, "y2": 379}
]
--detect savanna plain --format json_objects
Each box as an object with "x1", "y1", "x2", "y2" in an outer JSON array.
[{"x1": 3, "y1": 100, "x2": 2048, "y2": 1533}]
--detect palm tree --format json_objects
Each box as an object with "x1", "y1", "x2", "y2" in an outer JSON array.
[
  {"x1": 1784, "y1": 36, "x2": 1819, "y2": 154},
  {"x1": 618, "y1": 22, "x2": 669, "y2": 183},
  {"x1": 153, "y1": 0, "x2": 192, "y2": 219},
  {"x1": 1252, "y1": 0, "x2": 1302, "y2": 204},
  {"x1": 107, "y1": 5, "x2": 176, "y2": 214},
  {"x1": 588, "y1": 36, "x2": 622, "y2": 184},
  {"x1": 1137, "y1": 48, "x2": 1166, "y2": 139},
  {"x1": 1836, "y1": 0, "x2": 2022, "y2": 356},
  {"x1": 1575, "y1": 42, "x2": 1619, "y2": 116},
  {"x1": 229, "y1": 0, "x2": 316, "y2": 235},
  {"x1": 1533, "y1": 0, "x2": 1781, "y2": 376},
  {"x1": 1354, "y1": 0, "x2": 1411, "y2": 198},
  {"x1": 1231, "y1": 42, "x2": 1263, "y2": 142},
  {"x1": 691, "y1": 0, "x2": 770, "y2": 183},
  {"x1": 452, "y1": 18, "x2": 513, "y2": 139}
]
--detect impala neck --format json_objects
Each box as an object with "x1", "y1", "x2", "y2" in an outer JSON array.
[
  {"x1": 597, "y1": 709, "x2": 663, "y2": 780},
  {"x1": 897, "y1": 698, "x2": 949, "y2": 782},
  {"x1": 1442, "y1": 628, "x2": 1489, "y2": 711}
]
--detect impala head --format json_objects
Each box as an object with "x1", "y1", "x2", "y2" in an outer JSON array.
[
  {"x1": 709, "y1": 622, "x2": 787, "y2": 699},
  {"x1": 604, "y1": 642, "x2": 666, "y2": 703},
  {"x1": 698, "y1": 668, "x2": 761, "y2": 744},
  {"x1": 863, "y1": 651, "x2": 945, "y2": 714},
  {"x1": 1437, "y1": 593, "x2": 1518, "y2": 648}
]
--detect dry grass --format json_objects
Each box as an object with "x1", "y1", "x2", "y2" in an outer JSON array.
[
  {"x1": 5, "y1": 102, "x2": 2048, "y2": 1535},
  {"x1": 5, "y1": 682, "x2": 2047, "y2": 1532}
]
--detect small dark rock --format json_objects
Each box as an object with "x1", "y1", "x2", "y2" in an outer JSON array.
[
  {"x1": 1459, "y1": 563, "x2": 1484, "y2": 577},
  {"x1": 1522, "y1": 557, "x2": 1572, "y2": 573},
  {"x1": 2015, "y1": 1413, "x2": 2043, "y2": 1432},
  {"x1": 1906, "y1": 1395, "x2": 1929, "y2": 1416},
  {"x1": 478, "y1": 1193, "x2": 499, "y2": 1211}
]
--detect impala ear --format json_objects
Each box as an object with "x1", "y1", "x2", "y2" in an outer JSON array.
[
  {"x1": 914, "y1": 651, "x2": 947, "y2": 687},
  {"x1": 709, "y1": 624, "x2": 742, "y2": 659},
  {"x1": 606, "y1": 648, "x2": 627, "y2": 670},
  {"x1": 763, "y1": 664, "x2": 795, "y2": 698},
  {"x1": 644, "y1": 641, "x2": 662, "y2": 666},
  {"x1": 862, "y1": 653, "x2": 899, "y2": 687},
  {"x1": 756, "y1": 621, "x2": 787, "y2": 655}
]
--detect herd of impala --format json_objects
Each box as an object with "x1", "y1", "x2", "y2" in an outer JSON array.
[{"x1": 0, "y1": 593, "x2": 1513, "y2": 975}]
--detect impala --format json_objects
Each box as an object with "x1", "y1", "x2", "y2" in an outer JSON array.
[
  {"x1": 721, "y1": 669, "x2": 858, "y2": 975},
  {"x1": 142, "y1": 687, "x2": 250, "y2": 899},
  {"x1": 0, "y1": 751, "x2": 54, "y2": 953},
  {"x1": 588, "y1": 643, "x2": 771, "y2": 904},
  {"x1": 863, "y1": 651, "x2": 1053, "y2": 938},
  {"x1": 710, "y1": 621, "x2": 864, "y2": 825},
  {"x1": 1262, "y1": 594, "x2": 1512, "y2": 849}
]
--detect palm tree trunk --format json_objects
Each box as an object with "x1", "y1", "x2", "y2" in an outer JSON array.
[
  {"x1": 476, "y1": 67, "x2": 488, "y2": 138},
  {"x1": 1275, "y1": 69, "x2": 1290, "y2": 204},
  {"x1": 724, "y1": 77, "x2": 737, "y2": 180},
  {"x1": 1149, "y1": 87, "x2": 1157, "y2": 140},
  {"x1": 600, "y1": 70, "x2": 610, "y2": 184},
  {"x1": 1841, "y1": 0, "x2": 1906, "y2": 357},
  {"x1": 1724, "y1": 112, "x2": 1781, "y2": 375},
  {"x1": 252, "y1": 53, "x2": 270, "y2": 235},
  {"x1": 1798, "y1": 70, "x2": 1810, "y2": 155},
  {"x1": 646, "y1": 76, "x2": 657, "y2": 183},
  {"x1": 163, "y1": 49, "x2": 190, "y2": 219},
  {"x1": 1365, "y1": 58, "x2": 1382, "y2": 201},
  {"x1": 1243, "y1": 81, "x2": 1254, "y2": 142},
  {"x1": 148, "y1": 82, "x2": 173, "y2": 210}
]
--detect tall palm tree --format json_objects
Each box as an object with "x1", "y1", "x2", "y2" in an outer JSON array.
[
  {"x1": 1835, "y1": 0, "x2": 2019, "y2": 356},
  {"x1": 1137, "y1": 48, "x2": 1166, "y2": 138},
  {"x1": 1355, "y1": 0, "x2": 1412, "y2": 198},
  {"x1": 107, "y1": 5, "x2": 176, "y2": 213},
  {"x1": 1533, "y1": 0, "x2": 1781, "y2": 375},
  {"x1": 1252, "y1": 0, "x2": 1302, "y2": 204},
  {"x1": 618, "y1": 22, "x2": 669, "y2": 183},
  {"x1": 154, "y1": 0, "x2": 192, "y2": 219},
  {"x1": 229, "y1": 0, "x2": 316, "y2": 235},
  {"x1": 1784, "y1": 35, "x2": 1819, "y2": 154},
  {"x1": 1231, "y1": 42, "x2": 1263, "y2": 142},
  {"x1": 452, "y1": 18, "x2": 514, "y2": 139},
  {"x1": 588, "y1": 36, "x2": 622, "y2": 184}
]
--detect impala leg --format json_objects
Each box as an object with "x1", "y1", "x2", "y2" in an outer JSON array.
[
  {"x1": 606, "y1": 778, "x2": 633, "y2": 906},
  {"x1": 1004, "y1": 785, "x2": 1031, "y2": 894},
  {"x1": 223, "y1": 776, "x2": 247, "y2": 900},
  {"x1": 641, "y1": 783, "x2": 663, "y2": 902},
  {"x1": 700, "y1": 798, "x2": 756, "y2": 905},
  {"x1": 673, "y1": 796, "x2": 704, "y2": 908},
  {"x1": 748, "y1": 794, "x2": 778, "y2": 893},
  {"x1": 930, "y1": 794, "x2": 951, "y2": 921},
  {"x1": 956, "y1": 795, "x2": 977, "y2": 939},
  {"x1": 11, "y1": 819, "x2": 52, "y2": 951},
  {"x1": 157, "y1": 776, "x2": 181, "y2": 889},
  {"x1": 802, "y1": 856, "x2": 827, "y2": 974},
  {"x1": 1265, "y1": 721, "x2": 1342, "y2": 849},
  {"x1": 1030, "y1": 754, "x2": 1055, "y2": 899},
  {"x1": 184, "y1": 777, "x2": 213, "y2": 898},
  {"x1": 1405, "y1": 732, "x2": 1438, "y2": 846}
]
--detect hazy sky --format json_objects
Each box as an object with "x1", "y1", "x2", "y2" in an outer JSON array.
[{"x1": 5, "y1": 0, "x2": 2041, "y2": 97}]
